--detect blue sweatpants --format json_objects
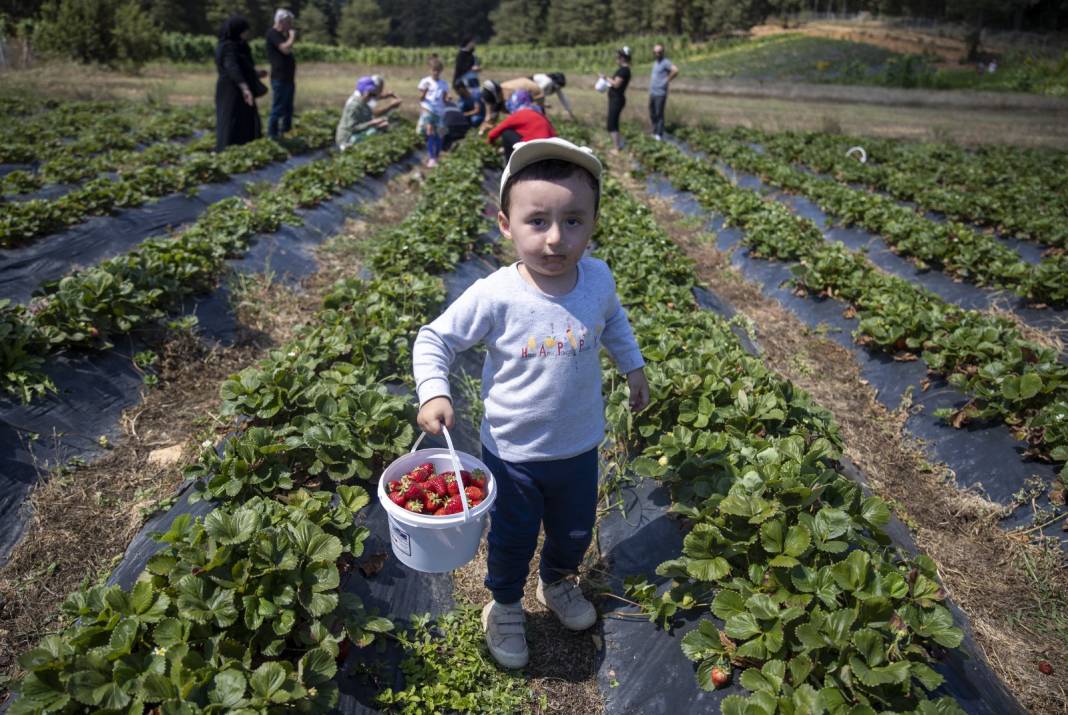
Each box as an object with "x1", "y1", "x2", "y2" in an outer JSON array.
[{"x1": 481, "y1": 445, "x2": 599, "y2": 605}]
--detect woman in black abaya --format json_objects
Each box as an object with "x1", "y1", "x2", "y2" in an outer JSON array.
[{"x1": 215, "y1": 16, "x2": 267, "y2": 151}]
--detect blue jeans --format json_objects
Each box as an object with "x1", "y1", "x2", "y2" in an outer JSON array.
[
  {"x1": 482, "y1": 445, "x2": 599, "y2": 604},
  {"x1": 268, "y1": 80, "x2": 294, "y2": 138}
]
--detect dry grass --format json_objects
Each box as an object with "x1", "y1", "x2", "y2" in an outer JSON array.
[{"x1": 621, "y1": 167, "x2": 1068, "y2": 713}]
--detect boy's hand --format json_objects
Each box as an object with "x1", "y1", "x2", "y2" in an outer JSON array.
[
  {"x1": 627, "y1": 368, "x2": 650, "y2": 413},
  {"x1": 418, "y1": 396, "x2": 454, "y2": 435}
]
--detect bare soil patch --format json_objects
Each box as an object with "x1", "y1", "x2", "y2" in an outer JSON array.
[{"x1": 612, "y1": 153, "x2": 1068, "y2": 714}]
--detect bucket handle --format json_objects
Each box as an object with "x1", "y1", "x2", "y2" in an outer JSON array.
[{"x1": 411, "y1": 425, "x2": 472, "y2": 522}]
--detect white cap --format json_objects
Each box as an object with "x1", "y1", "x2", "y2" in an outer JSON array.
[{"x1": 499, "y1": 137, "x2": 603, "y2": 204}]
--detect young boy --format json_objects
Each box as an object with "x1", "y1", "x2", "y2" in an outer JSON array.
[
  {"x1": 412, "y1": 138, "x2": 650, "y2": 669},
  {"x1": 417, "y1": 55, "x2": 450, "y2": 168}
]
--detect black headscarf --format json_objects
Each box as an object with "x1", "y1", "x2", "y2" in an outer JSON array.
[{"x1": 218, "y1": 15, "x2": 250, "y2": 42}]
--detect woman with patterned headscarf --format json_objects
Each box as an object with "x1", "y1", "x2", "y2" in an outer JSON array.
[{"x1": 214, "y1": 15, "x2": 267, "y2": 151}]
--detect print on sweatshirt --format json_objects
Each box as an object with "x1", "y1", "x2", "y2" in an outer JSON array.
[{"x1": 521, "y1": 322, "x2": 603, "y2": 359}]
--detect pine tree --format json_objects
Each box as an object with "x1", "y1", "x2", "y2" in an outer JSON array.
[
  {"x1": 297, "y1": 0, "x2": 334, "y2": 43},
  {"x1": 611, "y1": 0, "x2": 648, "y2": 35},
  {"x1": 545, "y1": 0, "x2": 610, "y2": 45},
  {"x1": 336, "y1": 0, "x2": 388, "y2": 45},
  {"x1": 206, "y1": 0, "x2": 268, "y2": 35},
  {"x1": 489, "y1": 0, "x2": 549, "y2": 45}
]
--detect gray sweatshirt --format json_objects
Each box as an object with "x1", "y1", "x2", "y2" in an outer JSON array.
[{"x1": 413, "y1": 257, "x2": 645, "y2": 462}]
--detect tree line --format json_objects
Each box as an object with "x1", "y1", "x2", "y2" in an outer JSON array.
[{"x1": 3, "y1": 0, "x2": 1065, "y2": 67}]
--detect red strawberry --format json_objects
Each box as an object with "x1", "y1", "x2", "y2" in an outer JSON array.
[
  {"x1": 424, "y1": 474, "x2": 447, "y2": 498},
  {"x1": 409, "y1": 463, "x2": 435, "y2": 482},
  {"x1": 470, "y1": 499, "x2": 482, "y2": 508},
  {"x1": 441, "y1": 494, "x2": 463, "y2": 515},
  {"x1": 467, "y1": 469, "x2": 487, "y2": 490},
  {"x1": 422, "y1": 490, "x2": 446, "y2": 512},
  {"x1": 397, "y1": 478, "x2": 424, "y2": 503},
  {"x1": 710, "y1": 666, "x2": 730, "y2": 689},
  {"x1": 404, "y1": 499, "x2": 424, "y2": 513},
  {"x1": 388, "y1": 490, "x2": 407, "y2": 507},
  {"x1": 433, "y1": 506, "x2": 447, "y2": 516},
  {"x1": 464, "y1": 486, "x2": 483, "y2": 502},
  {"x1": 443, "y1": 473, "x2": 460, "y2": 496}
]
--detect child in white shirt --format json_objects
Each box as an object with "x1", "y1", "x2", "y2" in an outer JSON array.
[{"x1": 417, "y1": 55, "x2": 450, "y2": 167}]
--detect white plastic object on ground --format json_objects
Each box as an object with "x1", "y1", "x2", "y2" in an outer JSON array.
[{"x1": 846, "y1": 146, "x2": 867, "y2": 163}]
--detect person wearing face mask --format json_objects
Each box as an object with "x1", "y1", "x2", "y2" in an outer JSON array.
[{"x1": 648, "y1": 43, "x2": 679, "y2": 142}]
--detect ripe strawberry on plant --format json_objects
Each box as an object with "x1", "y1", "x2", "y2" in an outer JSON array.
[
  {"x1": 710, "y1": 666, "x2": 730, "y2": 689},
  {"x1": 404, "y1": 499, "x2": 425, "y2": 514}
]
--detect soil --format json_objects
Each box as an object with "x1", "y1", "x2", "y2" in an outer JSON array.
[
  {"x1": 609, "y1": 152, "x2": 1068, "y2": 714},
  {"x1": 0, "y1": 166, "x2": 427, "y2": 693}
]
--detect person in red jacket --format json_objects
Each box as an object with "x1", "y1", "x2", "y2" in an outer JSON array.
[{"x1": 486, "y1": 91, "x2": 556, "y2": 159}]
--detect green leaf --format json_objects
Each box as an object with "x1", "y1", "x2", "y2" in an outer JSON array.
[
  {"x1": 300, "y1": 648, "x2": 337, "y2": 686},
  {"x1": 740, "y1": 667, "x2": 774, "y2": 693},
  {"x1": 153, "y1": 617, "x2": 189, "y2": 647},
  {"x1": 686, "y1": 557, "x2": 731, "y2": 582},
  {"x1": 209, "y1": 669, "x2": 247, "y2": 707},
  {"x1": 289, "y1": 522, "x2": 343, "y2": 563},
  {"x1": 746, "y1": 593, "x2": 780, "y2": 621},
  {"x1": 761, "y1": 519, "x2": 786, "y2": 554},
  {"x1": 712, "y1": 589, "x2": 747, "y2": 621},
  {"x1": 725, "y1": 612, "x2": 761, "y2": 640},
  {"x1": 859, "y1": 497, "x2": 890, "y2": 527},
  {"x1": 784, "y1": 524, "x2": 812, "y2": 556},
  {"x1": 1019, "y1": 373, "x2": 1043, "y2": 400},
  {"x1": 848, "y1": 656, "x2": 911, "y2": 686},
  {"x1": 204, "y1": 508, "x2": 259, "y2": 545},
  {"x1": 249, "y1": 661, "x2": 287, "y2": 701}
]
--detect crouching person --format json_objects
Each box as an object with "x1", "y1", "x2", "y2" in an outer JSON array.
[{"x1": 336, "y1": 75, "x2": 394, "y2": 150}]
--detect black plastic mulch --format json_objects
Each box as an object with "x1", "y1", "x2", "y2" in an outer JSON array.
[{"x1": 0, "y1": 150, "x2": 327, "y2": 304}]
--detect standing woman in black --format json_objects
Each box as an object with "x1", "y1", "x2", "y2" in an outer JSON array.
[
  {"x1": 215, "y1": 16, "x2": 267, "y2": 152},
  {"x1": 603, "y1": 46, "x2": 631, "y2": 151}
]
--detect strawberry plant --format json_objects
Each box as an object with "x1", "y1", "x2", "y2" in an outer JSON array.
[
  {"x1": 0, "y1": 110, "x2": 337, "y2": 247},
  {"x1": 678, "y1": 128, "x2": 1067, "y2": 306},
  {"x1": 561, "y1": 147, "x2": 970, "y2": 712},
  {"x1": 0, "y1": 125, "x2": 420, "y2": 403},
  {"x1": 10, "y1": 491, "x2": 388, "y2": 714},
  {"x1": 628, "y1": 132, "x2": 1068, "y2": 479}
]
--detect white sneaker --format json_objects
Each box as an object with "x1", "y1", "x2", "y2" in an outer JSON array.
[
  {"x1": 654, "y1": 134, "x2": 663, "y2": 142},
  {"x1": 426, "y1": 157, "x2": 438, "y2": 168},
  {"x1": 481, "y1": 600, "x2": 528, "y2": 669},
  {"x1": 536, "y1": 577, "x2": 597, "y2": 631}
]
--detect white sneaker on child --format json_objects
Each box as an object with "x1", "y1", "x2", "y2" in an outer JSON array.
[
  {"x1": 481, "y1": 600, "x2": 528, "y2": 669},
  {"x1": 426, "y1": 157, "x2": 438, "y2": 168},
  {"x1": 536, "y1": 576, "x2": 597, "y2": 631}
]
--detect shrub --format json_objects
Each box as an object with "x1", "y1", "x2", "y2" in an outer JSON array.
[{"x1": 33, "y1": 0, "x2": 160, "y2": 67}]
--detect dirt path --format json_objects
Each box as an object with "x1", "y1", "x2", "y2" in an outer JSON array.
[{"x1": 602, "y1": 147, "x2": 1068, "y2": 714}]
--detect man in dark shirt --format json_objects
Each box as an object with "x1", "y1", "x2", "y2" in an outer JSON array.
[{"x1": 265, "y1": 8, "x2": 297, "y2": 139}]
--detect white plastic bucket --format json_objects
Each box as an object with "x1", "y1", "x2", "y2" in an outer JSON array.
[{"x1": 377, "y1": 425, "x2": 497, "y2": 573}]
